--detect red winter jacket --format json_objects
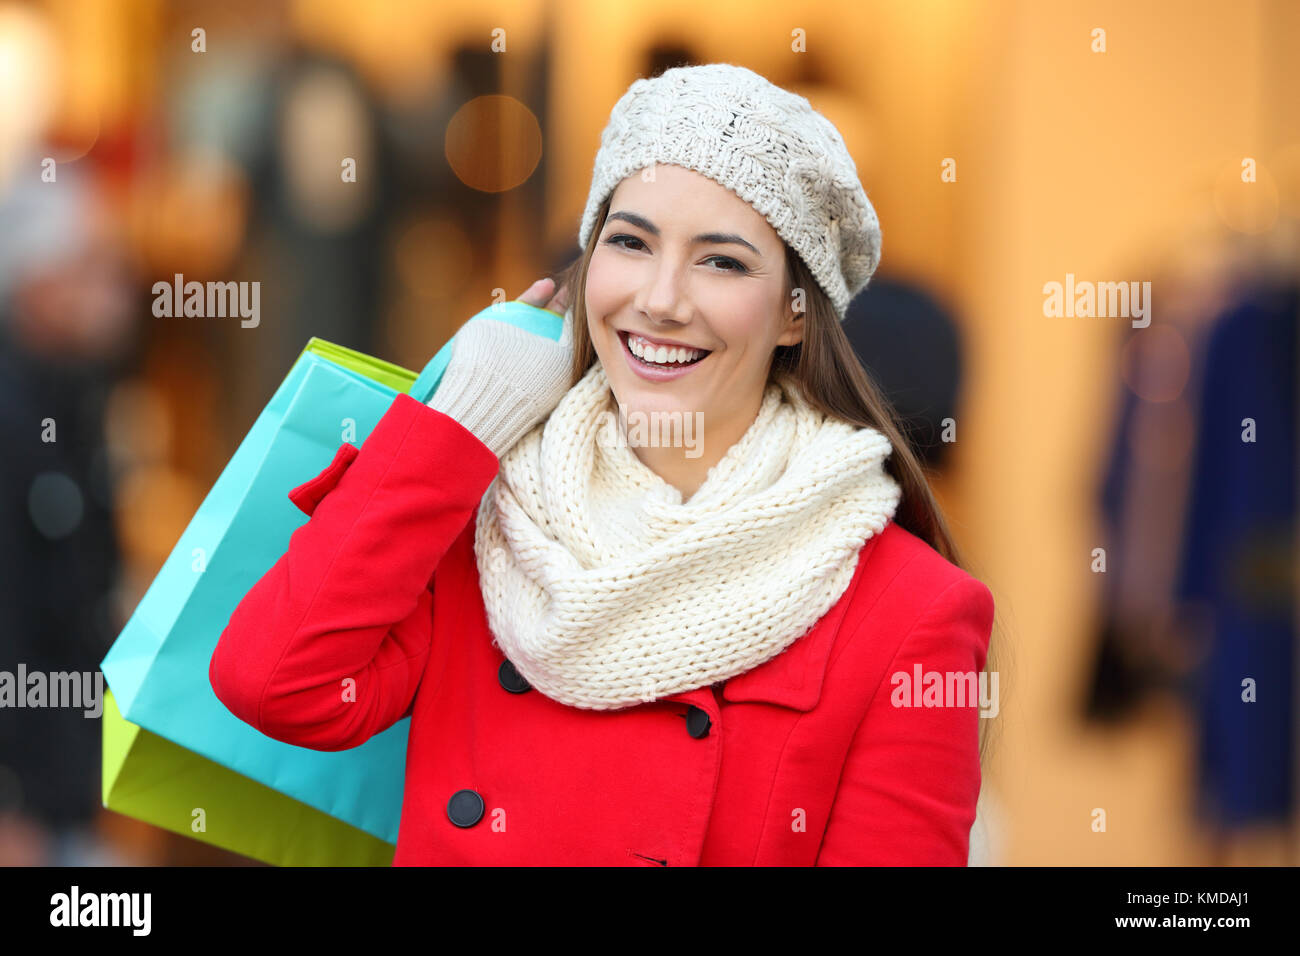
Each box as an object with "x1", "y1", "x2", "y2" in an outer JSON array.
[{"x1": 209, "y1": 391, "x2": 995, "y2": 866}]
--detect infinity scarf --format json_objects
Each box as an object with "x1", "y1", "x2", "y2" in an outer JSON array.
[{"x1": 473, "y1": 360, "x2": 903, "y2": 710}]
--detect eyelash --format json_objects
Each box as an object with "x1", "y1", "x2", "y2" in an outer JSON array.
[{"x1": 603, "y1": 234, "x2": 749, "y2": 274}]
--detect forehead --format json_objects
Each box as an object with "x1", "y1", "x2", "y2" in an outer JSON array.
[{"x1": 609, "y1": 164, "x2": 779, "y2": 245}]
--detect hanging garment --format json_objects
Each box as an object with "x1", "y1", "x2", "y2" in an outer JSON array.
[
  {"x1": 1082, "y1": 263, "x2": 1227, "y2": 722},
  {"x1": 1174, "y1": 278, "x2": 1298, "y2": 828}
]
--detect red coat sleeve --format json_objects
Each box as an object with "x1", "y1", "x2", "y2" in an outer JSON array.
[
  {"x1": 208, "y1": 391, "x2": 499, "y2": 752},
  {"x1": 816, "y1": 575, "x2": 995, "y2": 865}
]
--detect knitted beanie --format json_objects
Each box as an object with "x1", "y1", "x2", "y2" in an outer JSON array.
[{"x1": 578, "y1": 62, "x2": 882, "y2": 319}]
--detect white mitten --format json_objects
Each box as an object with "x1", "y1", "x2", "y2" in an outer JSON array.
[{"x1": 426, "y1": 306, "x2": 574, "y2": 459}]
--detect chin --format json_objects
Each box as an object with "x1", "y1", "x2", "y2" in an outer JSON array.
[{"x1": 620, "y1": 387, "x2": 699, "y2": 423}]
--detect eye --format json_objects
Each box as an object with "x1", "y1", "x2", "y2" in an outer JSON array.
[
  {"x1": 604, "y1": 234, "x2": 646, "y2": 252},
  {"x1": 704, "y1": 256, "x2": 748, "y2": 274}
]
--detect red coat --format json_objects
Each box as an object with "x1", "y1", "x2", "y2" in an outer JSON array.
[{"x1": 209, "y1": 391, "x2": 995, "y2": 866}]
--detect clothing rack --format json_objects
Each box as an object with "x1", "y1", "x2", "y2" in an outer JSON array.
[{"x1": 1082, "y1": 203, "x2": 1300, "y2": 862}]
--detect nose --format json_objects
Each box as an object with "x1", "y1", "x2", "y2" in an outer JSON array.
[{"x1": 634, "y1": 252, "x2": 692, "y2": 329}]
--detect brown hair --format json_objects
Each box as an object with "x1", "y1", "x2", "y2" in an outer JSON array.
[{"x1": 550, "y1": 196, "x2": 1006, "y2": 769}]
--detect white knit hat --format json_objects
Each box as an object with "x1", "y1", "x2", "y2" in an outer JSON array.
[{"x1": 579, "y1": 62, "x2": 882, "y2": 319}]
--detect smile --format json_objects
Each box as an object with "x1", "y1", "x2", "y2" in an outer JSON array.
[{"x1": 618, "y1": 330, "x2": 711, "y2": 382}]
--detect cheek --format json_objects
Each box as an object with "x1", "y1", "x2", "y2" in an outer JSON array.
[
  {"x1": 584, "y1": 247, "x2": 620, "y2": 296},
  {"x1": 586, "y1": 244, "x2": 650, "y2": 300},
  {"x1": 583, "y1": 274, "x2": 608, "y2": 335},
  {"x1": 709, "y1": 309, "x2": 771, "y2": 359},
  {"x1": 716, "y1": 285, "x2": 786, "y2": 356},
  {"x1": 583, "y1": 266, "x2": 610, "y2": 317}
]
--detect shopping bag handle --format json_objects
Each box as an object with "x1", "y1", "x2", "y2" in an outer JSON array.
[{"x1": 409, "y1": 299, "x2": 566, "y2": 404}]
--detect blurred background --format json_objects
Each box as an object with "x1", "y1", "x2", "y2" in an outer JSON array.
[{"x1": 0, "y1": 0, "x2": 1297, "y2": 866}]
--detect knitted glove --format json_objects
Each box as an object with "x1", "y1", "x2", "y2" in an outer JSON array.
[{"x1": 426, "y1": 307, "x2": 574, "y2": 459}]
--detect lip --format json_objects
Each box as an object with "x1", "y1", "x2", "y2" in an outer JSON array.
[
  {"x1": 618, "y1": 329, "x2": 710, "y2": 382},
  {"x1": 619, "y1": 328, "x2": 707, "y2": 350}
]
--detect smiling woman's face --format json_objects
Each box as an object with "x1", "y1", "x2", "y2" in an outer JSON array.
[{"x1": 585, "y1": 163, "x2": 801, "y2": 440}]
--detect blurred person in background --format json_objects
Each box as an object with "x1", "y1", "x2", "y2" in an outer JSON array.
[{"x1": 0, "y1": 156, "x2": 138, "y2": 865}]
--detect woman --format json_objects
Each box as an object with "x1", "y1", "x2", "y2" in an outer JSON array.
[{"x1": 210, "y1": 62, "x2": 999, "y2": 865}]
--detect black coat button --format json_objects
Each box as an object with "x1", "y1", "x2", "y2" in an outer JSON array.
[
  {"x1": 686, "y1": 705, "x2": 712, "y2": 738},
  {"x1": 446, "y1": 789, "x2": 485, "y2": 827},
  {"x1": 498, "y1": 659, "x2": 531, "y2": 693}
]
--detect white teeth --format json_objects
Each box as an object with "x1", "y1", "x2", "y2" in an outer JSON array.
[{"x1": 627, "y1": 333, "x2": 705, "y2": 365}]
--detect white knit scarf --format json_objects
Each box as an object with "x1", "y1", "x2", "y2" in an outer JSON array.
[{"x1": 473, "y1": 360, "x2": 903, "y2": 710}]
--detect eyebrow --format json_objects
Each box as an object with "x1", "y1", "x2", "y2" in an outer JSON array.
[{"x1": 605, "y1": 210, "x2": 761, "y2": 256}]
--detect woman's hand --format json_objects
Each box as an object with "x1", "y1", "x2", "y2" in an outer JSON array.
[
  {"x1": 516, "y1": 276, "x2": 571, "y2": 317},
  {"x1": 425, "y1": 278, "x2": 576, "y2": 459}
]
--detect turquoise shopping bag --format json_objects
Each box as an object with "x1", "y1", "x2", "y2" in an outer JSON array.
[{"x1": 100, "y1": 301, "x2": 563, "y2": 846}]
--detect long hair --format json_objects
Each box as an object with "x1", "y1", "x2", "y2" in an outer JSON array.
[{"x1": 550, "y1": 195, "x2": 1007, "y2": 769}]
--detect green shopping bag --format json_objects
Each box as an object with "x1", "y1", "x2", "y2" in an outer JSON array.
[{"x1": 101, "y1": 686, "x2": 395, "y2": 866}]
